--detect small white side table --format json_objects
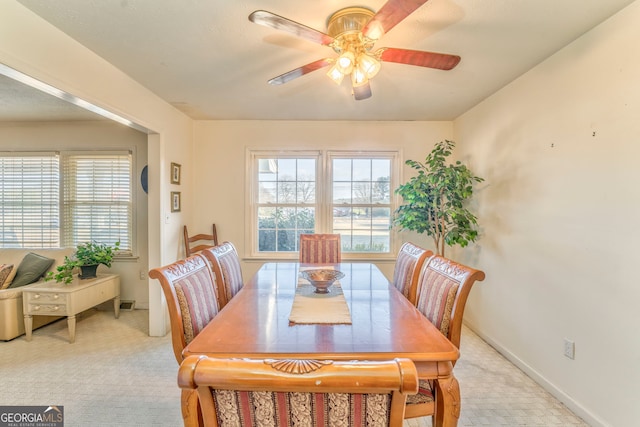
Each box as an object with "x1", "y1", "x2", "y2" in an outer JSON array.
[{"x1": 22, "y1": 274, "x2": 120, "y2": 343}]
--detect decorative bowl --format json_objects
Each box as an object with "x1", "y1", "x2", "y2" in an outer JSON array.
[{"x1": 300, "y1": 269, "x2": 345, "y2": 294}]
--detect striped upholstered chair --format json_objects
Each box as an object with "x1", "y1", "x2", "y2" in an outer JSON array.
[
  {"x1": 178, "y1": 356, "x2": 419, "y2": 427},
  {"x1": 149, "y1": 254, "x2": 222, "y2": 427},
  {"x1": 201, "y1": 242, "x2": 244, "y2": 309},
  {"x1": 299, "y1": 233, "x2": 341, "y2": 264},
  {"x1": 392, "y1": 242, "x2": 433, "y2": 305},
  {"x1": 404, "y1": 255, "x2": 485, "y2": 421}
]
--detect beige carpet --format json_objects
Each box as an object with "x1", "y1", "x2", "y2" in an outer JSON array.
[{"x1": 0, "y1": 308, "x2": 589, "y2": 426}]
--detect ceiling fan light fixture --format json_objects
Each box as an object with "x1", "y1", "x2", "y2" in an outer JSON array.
[
  {"x1": 351, "y1": 66, "x2": 369, "y2": 87},
  {"x1": 326, "y1": 64, "x2": 345, "y2": 85},
  {"x1": 359, "y1": 53, "x2": 381, "y2": 79},
  {"x1": 364, "y1": 22, "x2": 385, "y2": 41},
  {"x1": 327, "y1": 7, "x2": 375, "y2": 39},
  {"x1": 249, "y1": 2, "x2": 460, "y2": 100},
  {"x1": 336, "y1": 51, "x2": 355, "y2": 74}
]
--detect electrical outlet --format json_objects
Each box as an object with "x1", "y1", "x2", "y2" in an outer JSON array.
[
  {"x1": 139, "y1": 271, "x2": 147, "y2": 280},
  {"x1": 563, "y1": 338, "x2": 575, "y2": 359}
]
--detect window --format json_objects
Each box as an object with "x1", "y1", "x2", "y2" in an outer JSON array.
[
  {"x1": 330, "y1": 155, "x2": 392, "y2": 253},
  {"x1": 255, "y1": 154, "x2": 318, "y2": 253},
  {"x1": 0, "y1": 153, "x2": 59, "y2": 248},
  {"x1": 63, "y1": 153, "x2": 132, "y2": 255},
  {"x1": 0, "y1": 151, "x2": 132, "y2": 254},
  {"x1": 248, "y1": 150, "x2": 399, "y2": 258}
]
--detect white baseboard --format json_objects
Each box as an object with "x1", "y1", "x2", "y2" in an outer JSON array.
[{"x1": 463, "y1": 322, "x2": 609, "y2": 427}]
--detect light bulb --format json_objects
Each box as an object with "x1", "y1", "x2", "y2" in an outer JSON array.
[
  {"x1": 336, "y1": 51, "x2": 355, "y2": 74},
  {"x1": 326, "y1": 64, "x2": 344, "y2": 85},
  {"x1": 359, "y1": 54, "x2": 381, "y2": 79},
  {"x1": 364, "y1": 22, "x2": 385, "y2": 41},
  {"x1": 351, "y1": 65, "x2": 368, "y2": 87}
]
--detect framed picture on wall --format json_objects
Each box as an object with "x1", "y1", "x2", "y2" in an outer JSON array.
[
  {"x1": 171, "y1": 191, "x2": 181, "y2": 212},
  {"x1": 171, "y1": 162, "x2": 181, "y2": 184}
]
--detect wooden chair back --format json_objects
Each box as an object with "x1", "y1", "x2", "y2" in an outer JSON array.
[
  {"x1": 392, "y1": 242, "x2": 433, "y2": 305},
  {"x1": 415, "y1": 255, "x2": 485, "y2": 350},
  {"x1": 178, "y1": 356, "x2": 418, "y2": 427},
  {"x1": 299, "y1": 233, "x2": 341, "y2": 264},
  {"x1": 149, "y1": 254, "x2": 219, "y2": 427},
  {"x1": 148, "y1": 254, "x2": 220, "y2": 364},
  {"x1": 183, "y1": 224, "x2": 218, "y2": 257},
  {"x1": 405, "y1": 255, "x2": 485, "y2": 420},
  {"x1": 201, "y1": 242, "x2": 243, "y2": 309}
]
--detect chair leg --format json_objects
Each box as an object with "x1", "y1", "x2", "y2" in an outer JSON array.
[{"x1": 181, "y1": 389, "x2": 202, "y2": 427}]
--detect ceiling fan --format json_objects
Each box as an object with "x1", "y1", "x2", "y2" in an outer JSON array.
[{"x1": 248, "y1": 0, "x2": 460, "y2": 101}]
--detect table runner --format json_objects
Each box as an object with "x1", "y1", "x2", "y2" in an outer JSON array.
[{"x1": 288, "y1": 267, "x2": 352, "y2": 324}]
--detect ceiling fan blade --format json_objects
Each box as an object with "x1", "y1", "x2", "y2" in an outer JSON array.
[
  {"x1": 352, "y1": 82, "x2": 372, "y2": 100},
  {"x1": 268, "y1": 59, "x2": 333, "y2": 85},
  {"x1": 379, "y1": 48, "x2": 460, "y2": 70},
  {"x1": 249, "y1": 10, "x2": 335, "y2": 46},
  {"x1": 362, "y1": 0, "x2": 429, "y2": 40}
]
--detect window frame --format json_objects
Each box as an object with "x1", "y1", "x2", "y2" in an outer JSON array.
[
  {"x1": 246, "y1": 148, "x2": 401, "y2": 261},
  {"x1": 247, "y1": 150, "x2": 321, "y2": 259},
  {"x1": 327, "y1": 150, "x2": 399, "y2": 258}
]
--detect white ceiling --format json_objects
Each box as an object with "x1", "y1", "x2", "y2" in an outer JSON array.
[
  {"x1": 0, "y1": 73, "x2": 104, "y2": 121},
  {"x1": 3, "y1": 0, "x2": 636, "y2": 122}
]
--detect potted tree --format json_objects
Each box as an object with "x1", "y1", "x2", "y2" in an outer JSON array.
[
  {"x1": 392, "y1": 140, "x2": 483, "y2": 257},
  {"x1": 46, "y1": 241, "x2": 120, "y2": 284}
]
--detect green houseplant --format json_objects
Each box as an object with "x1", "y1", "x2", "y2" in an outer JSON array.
[
  {"x1": 46, "y1": 241, "x2": 120, "y2": 284},
  {"x1": 393, "y1": 140, "x2": 484, "y2": 257}
]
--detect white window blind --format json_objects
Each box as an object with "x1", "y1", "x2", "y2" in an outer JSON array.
[
  {"x1": 62, "y1": 152, "x2": 132, "y2": 255},
  {"x1": 0, "y1": 153, "x2": 60, "y2": 248}
]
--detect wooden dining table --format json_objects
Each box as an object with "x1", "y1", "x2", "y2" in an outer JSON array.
[{"x1": 182, "y1": 262, "x2": 461, "y2": 427}]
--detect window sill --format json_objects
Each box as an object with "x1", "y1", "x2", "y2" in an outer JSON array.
[
  {"x1": 243, "y1": 256, "x2": 396, "y2": 263},
  {"x1": 113, "y1": 255, "x2": 139, "y2": 262}
]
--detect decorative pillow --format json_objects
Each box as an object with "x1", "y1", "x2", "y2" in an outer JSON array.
[
  {"x1": 8, "y1": 253, "x2": 55, "y2": 288},
  {"x1": 2, "y1": 265, "x2": 18, "y2": 289},
  {"x1": 0, "y1": 264, "x2": 14, "y2": 290}
]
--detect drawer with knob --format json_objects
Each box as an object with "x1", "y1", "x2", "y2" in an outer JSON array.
[
  {"x1": 28, "y1": 303, "x2": 66, "y2": 314},
  {"x1": 30, "y1": 292, "x2": 62, "y2": 302}
]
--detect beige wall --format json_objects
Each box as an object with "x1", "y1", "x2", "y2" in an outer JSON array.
[
  {"x1": 0, "y1": 2, "x2": 194, "y2": 335},
  {"x1": 454, "y1": 2, "x2": 640, "y2": 426},
  {"x1": 192, "y1": 120, "x2": 453, "y2": 279},
  {"x1": 0, "y1": 121, "x2": 149, "y2": 307}
]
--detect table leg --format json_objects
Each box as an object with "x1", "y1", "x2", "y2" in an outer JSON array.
[
  {"x1": 114, "y1": 296, "x2": 121, "y2": 319},
  {"x1": 67, "y1": 315, "x2": 76, "y2": 343},
  {"x1": 24, "y1": 315, "x2": 33, "y2": 341},
  {"x1": 433, "y1": 374, "x2": 461, "y2": 427}
]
